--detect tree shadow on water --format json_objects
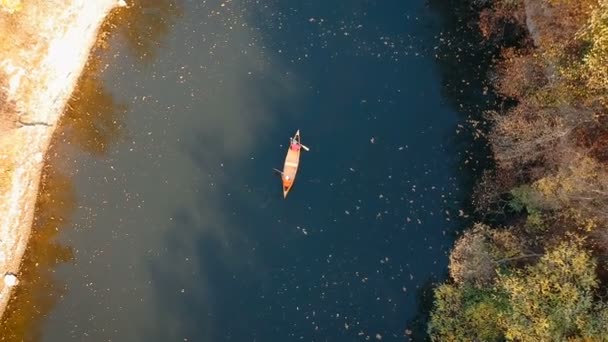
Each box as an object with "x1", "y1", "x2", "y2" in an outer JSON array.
[
  {"x1": 403, "y1": 275, "x2": 446, "y2": 342},
  {"x1": 405, "y1": 0, "x2": 499, "y2": 339},
  {"x1": 428, "y1": 0, "x2": 498, "y2": 228}
]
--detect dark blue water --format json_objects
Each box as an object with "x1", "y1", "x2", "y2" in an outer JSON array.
[{"x1": 26, "y1": 0, "x2": 489, "y2": 341}]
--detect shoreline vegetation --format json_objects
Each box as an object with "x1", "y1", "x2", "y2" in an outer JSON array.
[
  {"x1": 0, "y1": 0, "x2": 122, "y2": 322},
  {"x1": 428, "y1": 0, "x2": 608, "y2": 341}
]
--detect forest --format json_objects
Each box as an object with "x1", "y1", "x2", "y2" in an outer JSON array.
[{"x1": 428, "y1": 0, "x2": 608, "y2": 340}]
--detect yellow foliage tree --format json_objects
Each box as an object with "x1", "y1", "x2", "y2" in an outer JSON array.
[
  {"x1": 532, "y1": 155, "x2": 608, "y2": 227},
  {"x1": 578, "y1": 0, "x2": 608, "y2": 93},
  {"x1": 499, "y1": 237, "x2": 607, "y2": 341},
  {"x1": 429, "y1": 236, "x2": 608, "y2": 341},
  {"x1": 428, "y1": 283, "x2": 507, "y2": 342}
]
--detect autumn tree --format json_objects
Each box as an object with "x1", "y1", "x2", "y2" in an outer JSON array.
[
  {"x1": 533, "y1": 154, "x2": 608, "y2": 227},
  {"x1": 429, "y1": 1, "x2": 608, "y2": 341},
  {"x1": 449, "y1": 224, "x2": 495, "y2": 286},
  {"x1": 500, "y1": 237, "x2": 608, "y2": 341},
  {"x1": 577, "y1": 0, "x2": 608, "y2": 95},
  {"x1": 430, "y1": 237, "x2": 608, "y2": 341},
  {"x1": 478, "y1": 0, "x2": 527, "y2": 43},
  {"x1": 487, "y1": 103, "x2": 567, "y2": 170},
  {"x1": 488, "y1": 102, "x2": 596, "y2": 171},
  {"x1": 428, "y1": 283, "x2": 507, "y2": 342},
  {"x1": 526, "y1": 0, "x2": 597, "y2": 58},
  {"x1": 449, "y1": 223, "x2": 531, "y2": 287},
  {"x1": 493, "y1": 48, "x2": 548, "y2": 99}
]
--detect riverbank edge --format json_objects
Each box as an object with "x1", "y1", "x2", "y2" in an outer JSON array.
[{"x1": 0, "y1": 0, "x2": 121, "y2": 320}]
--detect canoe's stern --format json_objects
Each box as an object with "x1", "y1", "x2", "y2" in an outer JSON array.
[{"x1": 282, "y1": 177, "x2": 294, "y2": 198}]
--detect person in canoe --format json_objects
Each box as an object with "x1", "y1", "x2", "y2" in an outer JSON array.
[{"x1": 290, "y1": 137, "x2": 301, "y2": 151}]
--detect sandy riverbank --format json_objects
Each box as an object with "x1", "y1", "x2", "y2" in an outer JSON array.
[{"x1": 0, "y1": 0, "x2": 122, "y2": 321}]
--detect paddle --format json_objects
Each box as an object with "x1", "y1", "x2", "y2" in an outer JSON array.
[
  {"x1": 290, "y1": 137, "x2": 310, "y2": 152},
  {"x1": 273, "y1": 168, "x2": 284, "y2": 175}
]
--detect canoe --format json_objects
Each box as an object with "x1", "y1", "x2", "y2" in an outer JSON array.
[{"x1": 282, "y1": 130, "x2": 302, "y2": 198}]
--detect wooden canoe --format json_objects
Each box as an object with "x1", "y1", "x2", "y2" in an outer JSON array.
[{"x1": 282, "y1": 130, "x2": 302, "y2": 198}]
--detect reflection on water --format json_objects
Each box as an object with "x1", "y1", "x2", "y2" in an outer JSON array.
[
  {"x1": 61, "y1": 56, "x2": 128, "y2": 156},
  {"x1": 0, "y1": 158, "x2": 75, "y2": 341},
  {"x1": 108, "y1": 0, "x2": 183, "y2": 64},
  {"x1": 0, "y1": 52, "x2": 125, "y2": 342}
]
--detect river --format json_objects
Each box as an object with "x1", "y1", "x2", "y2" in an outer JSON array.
[{"x1": 2, "y1": 0, "x2": 493, "y2": 340}]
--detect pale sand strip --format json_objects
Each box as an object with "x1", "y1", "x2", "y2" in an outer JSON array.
[{"x1": 0, "y1": 0, "x2": 122, "y2": 320}]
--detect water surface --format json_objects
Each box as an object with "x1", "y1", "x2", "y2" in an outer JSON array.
[{"x1": 7, "y1": 0, "x2": 492, "y2": 340}]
